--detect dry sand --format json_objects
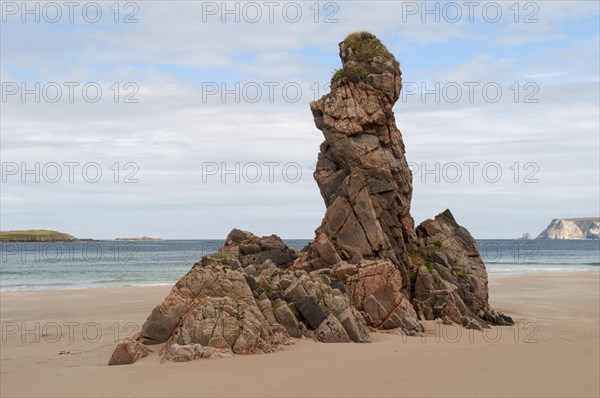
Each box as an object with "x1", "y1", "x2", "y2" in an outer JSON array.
[{"x1": 1, "y1": 272, "x2": 599, "y2": 397}]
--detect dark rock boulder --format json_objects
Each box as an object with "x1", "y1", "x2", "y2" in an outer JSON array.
[
  {"x1": 222, "y1": 229, "x2": 298, "y2": 269},
  {"x1": 273, "y1": 300, "x2": 303, "y2": 338},
  {"x1": 295, "y1": 296, "x2": 327, "y2": 330}
]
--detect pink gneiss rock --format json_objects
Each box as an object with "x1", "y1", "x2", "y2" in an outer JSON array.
[
  {"x1": 108, "y1": 338, "x2": 151, "y2": 366},
  {"x1": 109, "y1": 32, "x2": 512, "y2": 365}
]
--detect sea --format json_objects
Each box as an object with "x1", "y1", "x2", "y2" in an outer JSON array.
[{"x1": 0, "y1": 239, "x2": 598, "y2": 292}]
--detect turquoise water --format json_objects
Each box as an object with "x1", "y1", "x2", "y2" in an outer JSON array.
[
  {"x1": 477, "y1": 239, "x2": 600, "y2": 274},
  {"x1": 0, "y1": 239, "x2": 598, "y2": 291}
]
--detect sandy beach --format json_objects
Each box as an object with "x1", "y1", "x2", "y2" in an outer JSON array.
[{"x1": 1, "y1": 272, "x2": 598, "y2": 398}]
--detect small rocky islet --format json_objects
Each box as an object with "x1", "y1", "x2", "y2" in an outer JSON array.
[
  {"x1": 109, "y1": 32, "x2": 513, "y2": 365},
  {"x1": 114, "y1": 236, "x2": 163, "y2": 241}
]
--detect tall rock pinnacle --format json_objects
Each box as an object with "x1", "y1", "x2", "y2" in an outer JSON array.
[
  {"x1": 296, "y1": 32, "x2": 513, "y2": 329},
  {"x1": 302, "y1": 32, "x2": 417, "y2": 288}
]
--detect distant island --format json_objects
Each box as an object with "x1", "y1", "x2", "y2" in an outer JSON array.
[
  {"x1": 537, "y1": 218, "x2": 600, "y2": 240},
  {"x1": 114, "y1": 236, "x2": 163, "y2": 241},
  {"x1": 0, "y1": 229, "x2": 93, "y2": 242},
  {"x1": 520, "y1": 232, "x2": 532, "y2": 240}
]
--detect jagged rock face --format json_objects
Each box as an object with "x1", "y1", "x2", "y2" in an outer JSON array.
[
  {"x1": 139, "y1": 256, "x2": 289, "y2": 356},
  {"x1": 305, "y1": 32, "x2": 416, "y2": 291},
  {"x1": 339, "y1": 260, "x2": 422, "y2": 335},
  {"x1": 296, "y1": 32, "x2": 511, "y2": 331},
  {"x1": 416, "y1": 210, "x2": 489, "y2": 311},
  {"x1": 164, "y1": 266, "x2": 290, "y2": 356},
  {"x1": 414, "y1": 210, "x2": 512, "y2": 328},
  {"x1": 132, "y1": 230, "x2": 370, "y2": 362}
]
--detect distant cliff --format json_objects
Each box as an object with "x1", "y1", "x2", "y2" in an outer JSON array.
[{"x1": 537, "y1": 218, "x2": 600, "y2": 240}]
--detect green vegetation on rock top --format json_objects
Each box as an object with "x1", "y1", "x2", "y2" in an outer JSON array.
[
  {"x1": 332, "y1": 31, "x2": 399, "y2": 84},
  {"x1": 343, "y1": 31, "x2": 398, "y2": 66}
]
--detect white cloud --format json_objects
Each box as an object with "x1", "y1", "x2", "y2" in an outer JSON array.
[{"x1": 1, "y1": 1, "x2": 598, "y2": 238}]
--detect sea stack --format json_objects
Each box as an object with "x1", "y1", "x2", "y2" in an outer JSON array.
[
  {"x1": 110, "y1": 32, "x2": 512, "y2": 364},
  {"x1": 301, "y1": 32, "x2": 417, "y2": 279}
]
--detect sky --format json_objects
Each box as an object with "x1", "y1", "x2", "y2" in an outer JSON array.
[{"x1": 1, "y1": 0, "x2": 599, "y2": 239}]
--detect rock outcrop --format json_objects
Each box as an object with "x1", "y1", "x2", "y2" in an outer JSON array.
[
  {"x1": 108, "y1": 338, "x2": 151, "y2": 366},
  {"x1": 110, "y1": 32, "x2": 512, "y2": 365},
  {"x1": 413, "y1": 210, "x2": 513, "y2": 328},
  {"x1": 303, "y1": 32, "x2": 417, "y2": 279},
  {"x1": 292, "y1": 32, "x2": 509, "y2": 331},
  {"x1": 135, "y1": 230, "x2": 370, "y2": 362},
  {"x1": 537, "y1": 218, "x2": 600, "y2": 240}
]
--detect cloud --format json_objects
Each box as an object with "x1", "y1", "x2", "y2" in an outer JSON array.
[{"x1": 1, "y1": 1, "x2": 598, "y2": 239}]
